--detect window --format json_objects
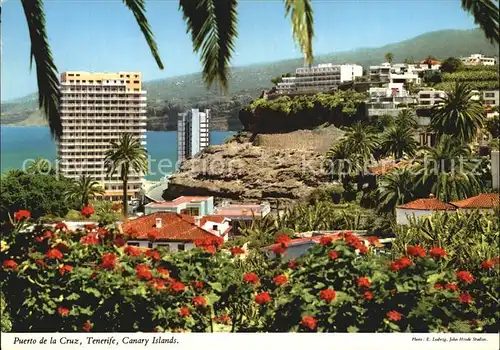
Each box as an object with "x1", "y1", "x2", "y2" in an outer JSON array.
[
  {"x1": 485, "y1": 93, "x2": 495, "y2": 98},
  {"x1": 178, "y1": 244, "x2": 185, "y2": 251},
  {"x1": 133, "y1": 80, "x2": 140, "y2": 84},
  {"x1": 155, "y1": 243, "x2": 170, "y2": 252},
  {"x1": 128, "y1": 242, "x2": 140, "y2": 247}
]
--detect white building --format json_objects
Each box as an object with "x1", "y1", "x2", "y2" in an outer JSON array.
[
  {"x1": 366, "y1": 83, "x2": 415, "y2": 117},
  {"x1": 369, "y1": 63, "x2": 421, "y2": 85},
  {"x1": 395, "y1": 196, "x2": 456, "y2": 225},
  {"x1": 460, "y1": 54, "x2": 497, "y2": 66},
  {"x1": 417, "y1": 89, "x2": 446, "y2": 106},
  {"x1": 57, "y1": 71, "x2": 147, "y2": 201},
  {"x1": 276, "y1": 63, "x2": 363, "y2": 94},
  {"x1": 177, "y1": 109, "x2": 210, "y2": 165},
  {"x1": 483, "y1": 90, "x2": 499, "y2": 107}
]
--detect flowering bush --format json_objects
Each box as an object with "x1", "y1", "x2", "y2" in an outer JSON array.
[{"x1": 1, "y1": 212, "x2": 498, "y2": 333}]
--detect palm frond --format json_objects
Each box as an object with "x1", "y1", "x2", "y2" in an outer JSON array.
[
  {"x1": 179, "y1": 0, "x2": 238, "y2": 90},
  {"x1": 284, "y1": 0, "x2": 315, "y2": 65},
  {"x1": 461, "y1": 0, "x2": 500, "y2": 45},
  {"x1": 122, "y1": 0, "x2": 164, "y2": 69},
  {"x1": 21, "y1": 0, "x2": 61, "y2": 139}
]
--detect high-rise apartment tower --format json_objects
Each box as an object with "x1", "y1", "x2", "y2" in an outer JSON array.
[
  {"x1": 57, "y1": 71, "x2": 147, "y2": 201},
  {"x1": 177, "y1": 108, "x2": 210, "y2": 166}
]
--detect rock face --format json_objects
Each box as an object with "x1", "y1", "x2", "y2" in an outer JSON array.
[{"x1": 163, "y1": 141, "x2": 330, "y2": 204}]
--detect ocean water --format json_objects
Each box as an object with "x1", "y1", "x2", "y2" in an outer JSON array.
[{"x1": 0, "y1": 126, "x2": 233, "y2": 181}]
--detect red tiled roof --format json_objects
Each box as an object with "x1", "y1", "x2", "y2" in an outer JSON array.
[
  {"x1": 420, "y1": 58, "x2": 441, "y2": 65},
  {"x1": 121, "y1": 212, "x2": 217, "y2": 241},
  {"x1": 182, "y1": 215, "x2": 228, "y2": 226},
  {"x1": 450, "y1": 193, "x2": 500, "y2": 209},
  {"x1": 397, "y1": 198, "x2": 456, "y2": 211},
  {"x1": 147, "y1": 196, "x2": 211, "y2": 208}
]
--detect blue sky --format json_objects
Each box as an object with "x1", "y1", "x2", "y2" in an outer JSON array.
[{"x1": 2, "y1": 0, "x2": 478, "y2": 101}]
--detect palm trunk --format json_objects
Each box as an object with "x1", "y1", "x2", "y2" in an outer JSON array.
[{"x1": 122, "y1": 166, "x2": 128, "y2": 219}]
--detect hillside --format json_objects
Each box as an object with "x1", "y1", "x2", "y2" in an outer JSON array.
[{"x1": 2, "y1": 28, "x2": 498, "y2": 131}]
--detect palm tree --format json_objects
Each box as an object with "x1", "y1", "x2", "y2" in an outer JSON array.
[
  {"x1": 325, "y1": 140, "x2": 365, "y2": 183},
  {"x1": 64, "y1": 174, "x2": 105, "y2": 209},
  {"x1": 18, "y1": 0, "x2": 314, "y2": 140},
  {"x1": 430, "y1": 82, "x2": 486, "y2": 144},
  {"x1": 378, "y1": 166, "x2": 418, "y2": 213},
  {"x1": 380, "y1": 124, "x2": 419, "y2": 160},
  {"x1": 415, "y1": 135, "x2": 484, "y2": 202},
  {"x1": 342, "y1": 122, "x2": 380, "y2": 162},
  {"x1": 395, "y1": 109, "x2": 419, "y2": 130},
  {"x1": 384, "y1": 52, "x2": 394, "y2": 64},
  {"x1": 25, "y1": 157, "x2": 51, "y2": 174},
  {"x1": 104, "y1": 133, "x2": 148, "y2": 218},
  {"x1": 461, "y1": 0, "x2": 499, "y2": 45}
]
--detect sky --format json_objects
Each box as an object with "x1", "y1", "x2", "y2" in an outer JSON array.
[{"x1": 1, "y1": 0, "x2": 478, "y2": 101}]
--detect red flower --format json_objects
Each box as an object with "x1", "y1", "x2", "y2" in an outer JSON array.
[
  {"x1": 407, "y1": 245, "x2": 426, "y2": 258},
  {"x1": 150, "y1": 278, "x2": 167, "y2": 290},
  {"x1": 301, "y1": 316, "x2": 317, "y2": 330},
  {"x1": 480, "y1": 259, "x2": 494, "y2": 270},
  {"x1": 319, "y1": 235, "x2": 334, "y2": 246},
  {"x1": 156, "y1": 266, "x2": 169, "y2": 276},
  {"x1": 357, "y1": 244, "x2": 368, "y2": 254},
  {"x1": 14, "y1": 210, "x2": 31, "y2": 221},
  {"x1": 97, "y1": 228, "x2": 108, "y2": 237},
  {"x1": 389, "y1": 257, "x2": 412, "y2": 271},
  {"x1": 429, "y1": 247, "x2": 446, "y2": 259},
  {"x1": 357, "y1": 277, "x2": 371, "y2": 288},
  {"x1": 80, "y1": 233, "x2": 100, "y2": 245},
  {"x1": 84, "y1": 224, "x2": 98, "y2": 231},
  {"x1": 434, "y1": 283, "x2": 444, "y2": 290},
  {"x1": 387, "y1": 310, "x2": 402, "y2": 322},
  {"x1": 243, "y1": 272, "x2": 260, "y2": 284},
  {"x1": 124, "y1": 245, "x2": 142, "y2": 257},
  {"x1": 272, "y1": 274, "x2": 288, "y2": 286},
  {"x1": 328, "y1": 250, "x2": 339, "y2": 260},
  {"x1": 145, "y1": 249, "x2": 161, "y2": 261},
  {"x1": 231, "y1": 247, "x2": 246, "y2": 256},
  {"x1": 288, "y1": 259, "x2": 298, "y2": 269},
  {"x1": 171, "y1": 281, "x2": 186, "y2": 293},
  {"x1": 319, "y1": 288, "x2": 336, "y2": 303},
  {"x1": 214, "y1": 314, "x2": 232, "y2": 325},
  {"x1": 46, "y1": 248, "x2": 63, "y2": 260},
  {"x1": 363, "y1": 291, "x2": 374, "y2": 300},
  {"x1": 445, "y1": 283, "x2": 459, "y2": 291},
  {"x1": 456, "y1": 271, "x2": 474, "y2": 284},
  {"x1": 82, "y1": 321, "x2": 92, "y2": 332},
  {"x1": 135, "y1": 264, "x2": 152, "y2": 280},
  {"x1": 272, "y1": 244, "x2": 287, "y2": 255},
  {"x1": 458, "y1": 292, "x2": 473, "y2": 304},
  {"x1": 178, "y1": 306, "x2": 190, "y2": 318},
  {"x1": 203, "y1": 245, "x2": 217, "y2": 255},
  {"x1": 113, "y1": 235, "x2": 127, "y2": 247},
  {"x1": 81, "y1": 205, "x2": 95, "y2": 218},
  {"x1": 101, "y1": 253, "x2": 117, "y2": 270},
  {"x1": 35, "y1": 259, "x2": 47, "y2": 268},
  {"x1": 191, "y1": 281, "x2": 204, "y2": 290},
  {"x1": 59, "y1": 264, "x2": 73, "y2": 276},
  {"x1": 3, "y1": 260, "x2": 18, "y2": 271},
  {"x1": 54, "y1": 222, "x2": 68, "y2": 231},
  {"x1": 147, "y1": 231, "x2": 158, "y2": 241},
  {"x1": 255, "y1": 292, "x2": 271, "y2": 305},
  {"x1": 36, "y1": 230, "x2": 54, "y2": 243},
  {"x1": 367, "y1": 236, "x2": 380, "y2": 246},
  {"x1": 275, "y1": 234, "x2": 291, "y2": 246},
  {"x1": 192, "y1": 296, "x2": 207, "y2": 307},
  {"x1": 58, "y1": 306, "x2": 70, "y2": 317}
]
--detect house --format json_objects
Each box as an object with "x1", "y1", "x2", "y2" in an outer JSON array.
[
  {"x1": 212, "y1": 201, "x2": 271, "y2": 234},
  {"x1": 460, "y1": 54, "x2": 497, "y2": 66},
  {"x1": 417, "y1": 89, "x2": 446, "y2": 107},
  {"x1": 264, "y1": 233, "x2": 343, "y2": 260},
  {"x1": 418, "y1": 58, "x2": 442, "y2": 70},
  {"x1": 120, "y1": 212, "x2": 230, "y2": 252},
  {"x1": 396, "y1": 195, "x2": 456, "y2": 225},
  {"x1": 365, "y1": 83, "x2": 415, "y2": 117},
  {"x1": 451, "y1": 193, "x2": 500, "y2": 213},
  {"x1": 144, "y1": 196, "x2": 214, "y2": 216}
]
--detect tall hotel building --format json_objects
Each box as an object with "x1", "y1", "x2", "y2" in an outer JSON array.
[
  {"x1": 177, "y1": 109, "x2": 210, "y2": 166},
  {"x1": 57, "y1": 72, "x2": 147, "y2": 201}
]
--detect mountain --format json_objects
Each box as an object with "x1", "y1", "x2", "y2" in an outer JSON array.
[{"x1": 2, "y1": 28, "x2": 498, "y2": 130}]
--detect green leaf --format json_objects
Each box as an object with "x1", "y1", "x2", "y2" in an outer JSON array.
[
  {"x1": 347, "y1": 325, "x2": 359, "y2": 333},
  {"x1": 208, "y1": 282, "x2": 223, "y2": 292},
  {"x1": 66, "y1": 293, "x2": 80, "y2": 301},
  {"x1": 206, "y1": 293, "x2": 221, "y2": 306}
]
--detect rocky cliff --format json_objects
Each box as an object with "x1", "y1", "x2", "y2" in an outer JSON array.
[{"x1": 163, "y1": 127, "x2": 344, "y2": 204}]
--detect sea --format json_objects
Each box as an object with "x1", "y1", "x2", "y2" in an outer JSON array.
[{"x1": 0, "y1": 126, "x2": 234, "y2": 181}]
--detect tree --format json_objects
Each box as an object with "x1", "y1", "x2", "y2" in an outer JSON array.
[
  {"x1": 460, "y1": 0, "x2": 500, "y2": 45},
  {"x1": 25, "y1": 157, "x2": 52, "y2": 174},
  {"x1": 485, "y1": 114, "x2": 499, "y2": 138},
  {"x1": 384, "y1": 52, "x2": 394, "y2": 64},
  {"x1": 271, "y1": 73, "x2": 293, "y2": 85},
  {"x1": 0, "y1": 171, "x2": 73, "y2": 223},
  {"x1": 342, "y1": 122, "x2": 380, "y2": 162},
  {"x1": 377, "y1": 166, "x2": 418, "y2": 213},
  {"x1": 422, "y1": 70, "x2": 443, "y2": 85},
  {"x1": 325, "y1": 141, "x2": 365, "y2": 183},
  {"x1": 430, "y1": 82, "x2": 486, "y2": 144},
  {"x1": 415, "y1": 135, "x2": 484, "y2": 202},
  {"x1": 440, "y1": 57, "x2": 464, "y2": 73},
  {"x1": 64, "y1": 174, "x2": 105, "y2": 209},
  {"x1": 394, "y1": 109, "x2": 419, "y2": 130},
  {"x1": 19, "y1": 0, "x2": 314, "y2": 140},
  {"x1": 104, "y1": 133, "x2": 148, "y2": 218},
  {"x1": 380, "y1": 124, "x2": 419, "y2": 160}
]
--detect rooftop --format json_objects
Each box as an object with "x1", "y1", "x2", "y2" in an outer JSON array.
[
  {"x1": 451, "y1": 193, "x2": 500, "y2": 209},
  {"x1": 397, "y1": 197, "x2": 456, "y2": 211},
  {"x1": 120, "y1": 212, "x2": 218, "y2": 241},
  {"x1": 145, "y1": 196, "x2": 212, "y2": 208}
]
